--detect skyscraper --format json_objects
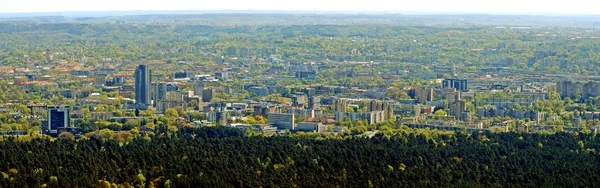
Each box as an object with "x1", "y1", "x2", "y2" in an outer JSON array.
[
  {"x1": 48, "y1": 106, "x2": 70, "y2": 135},
  {"x1": 135, "y1": 64, "x2": 151, "y2": 109}
]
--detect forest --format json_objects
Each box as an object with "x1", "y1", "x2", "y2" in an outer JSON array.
[{"x1": 1, "y1": 126, "x2": 600, "y2": 187}]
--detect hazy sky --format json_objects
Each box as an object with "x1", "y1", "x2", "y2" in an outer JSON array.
[{"x1": 0, "y1": 0, "x2": 598, "y2": 14}]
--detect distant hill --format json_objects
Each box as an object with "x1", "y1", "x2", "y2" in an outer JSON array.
[{"x1": 0, "y1": 11, "x2": 599, "y2": 28}]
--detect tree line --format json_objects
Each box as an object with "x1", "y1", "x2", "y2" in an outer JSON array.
[{"x1": 0, "y1": 126, "x2": 599, "y2": 187}]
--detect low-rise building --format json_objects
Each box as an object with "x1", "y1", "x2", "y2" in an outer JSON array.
[{"x1": 296, "y1": 122, "x2": 325, "y2": 132}]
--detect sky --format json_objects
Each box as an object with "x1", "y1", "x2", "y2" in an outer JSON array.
[{"x1": 0, "y1": 0, "x2": 598, "y2": 15}]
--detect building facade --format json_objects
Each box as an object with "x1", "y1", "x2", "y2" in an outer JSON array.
[
  {"x1": 442, "y1": 79, "x2": 468, "y2": 91},
  {"x1": 48, "y1": 106, "x2": 70, "y2": 135},
  {"x1": 268, "y1": 113, "x2": 295, "y2": 130},
  {"x1": 134, "y1": 64, "x2": 151, "y2": 109}
]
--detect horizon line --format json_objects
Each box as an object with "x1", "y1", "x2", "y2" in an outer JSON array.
[{"x1": 1, "y1": 9, "x2": 599, "y2": 17}]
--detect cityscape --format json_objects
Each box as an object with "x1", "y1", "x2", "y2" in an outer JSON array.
[{"x1": 1, "y1": 3, "x2": 600, "y2": 187}]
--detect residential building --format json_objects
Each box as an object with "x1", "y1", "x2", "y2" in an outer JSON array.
[
  {"x1": 60, "y1": 90, "x2": 75, "y2": 99},
  {"x1": 287, "y1": 108, "x2": 315, "y2": 118},
  {"x1": 336, "y1": 111, "x2": 385, "y2": 125},
  {"x1": 292, "y1": 94, "x2": 307, "y2": 107},
  {"x1": 247, "y1": 86, "x2": 269, "y2": 96},
  {"x1": 449, "y1": 100, "x2": 466, "y2": 118},
  {"x1": 91, "y1": 112, "x2": 114, "y2": 121},
  {"x1": 443, "y1": 88, "x2": 460, "y2": 102},
  {"x1": 583, "y1": 82, "x2": 600, "y2": 100},
  {"x1": 173, "y1": 71, "x2": 192, "y2": 79},
  {"x1": 442, "y1": 78, "x2": 468, "y2": 91},
  {"x1": 557, "y1": 80, "x2": 582, "y2": 99},
  {"x1": 308, "y1": 96, "x2": 320, "y2": 109},
  {"x1": 207, "y1": 111, "x2": 228, "y2": 125},
  {"x1": 295, "y1": 71, "x2": 317, "y2": 80},
  {"x1": 417, "y1": 88, "x2": 434, "y2": 103},
  {"x1": 215, "y1": 72, "x2": 230, "y2": 81},
  {"x1": 193, "y1": 81, "x2": 205, "y2": 96},
  {"x1": 152, "y1": 83, "x2": 167, "y2": 106},
  {"x1": 202, "y1": 89, "x2": 214, "y2": 103},
  {"x1": 253, "y1": 105, "x2": 279, "y2": 117},
  {"x1": 333, "y1": 99, "x2": 346, "y2": 112},
  {"x1": 94, "y1": 73, "x2": 106, "y2": 87}
]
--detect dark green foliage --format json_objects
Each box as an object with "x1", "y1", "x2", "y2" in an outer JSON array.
[{"x1": 0, "y1": 128, "x2": 599, "y2": 187}]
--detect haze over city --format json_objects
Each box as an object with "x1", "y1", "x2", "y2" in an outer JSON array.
[{"x1": 0, "y1": 0, "x2": 599, "y2": 15}]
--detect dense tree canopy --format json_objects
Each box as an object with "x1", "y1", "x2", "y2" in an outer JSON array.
[{"x1": 0, "y1": 127, "x2": 599, "y2": 187}]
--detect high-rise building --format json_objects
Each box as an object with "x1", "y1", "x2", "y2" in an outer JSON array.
[
  {"x1": 407, "y1": 88, "x2": 419, "y2": 99},
  {"x1": 202, "y1": 89, "x2": 214, "y2": 103},
  {"x1": 442, "y1": 79, "x2": 468, "y2": 91},
  {"x1": 368, "y1": 100, "x2": 382, "y2": 112},
  {"x1": 48, "y1": 106, "x2": 70, "y2": 135},
  {"x1": 152, "y1": 83, "x2": 167, "y2": 106},
  {"x1": 308, "y1": 96, "x2": 321, "y2": 109},
  {"x1": 215, "y1": 72, "x2": 230, "y2": 81},
  {"x1": 417, "y1": 88, "x2": 434, "y2": 103},
  {"x1": 460, "y1": 111, "x2": 472, "y2": 121},
  {"x1": 226, "y1": 46, "x2": 237, "y2": 57},
  {"x1": 253, "y1": 105, "x2": 279, "y2": 117},
  {"x1": 94, "y1": 73, "x2": 106, "y2": 87},
  {"x1": 337, "y1": 111, "x2": 385, "y2": 125},
  {"x1": 135, "y1": 64, "x2": 151, "y2": 109},
  {"x1": 384, "y1": 103, "x2": 394, "y2": 120},
  {"x1": 292, "y1": 95, "x2": 307, "y2": 107},
  {"x1": 333, "y1": 99, "x2": 346, "y2": 112},
  {"x1": 306, "y1": 88, "x2": 316, "y2": 97},
  {"x1": 450, "y1": 100, "x2": 466, "y2": 118},
  {"x1": 268, "y1": 113, "x2": 295, "y2": 130},
  {"x1": 295, "y1": 71, "x2": 317, "y2": 80},
  {"x1": 206, "y1": 111, "x2": 229, "y2": 125},
  {"x1": 583, "y1": 82, "x2": 600, "y2": 100},
  {"x1": 443, "y1": 88, "x2": 460, "y2": 102},
  {"x1": 193, "y1": 81, "x2": 205, "y2": 96},
  {"x1": 558, "y1": 81, "x2": 574, "y2": 99},
  {"x1": 239, "y1": 47, "x2": 250, "y2": 58}
]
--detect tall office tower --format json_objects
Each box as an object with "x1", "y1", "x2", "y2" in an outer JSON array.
[
  {"x1": 48, "y1": 106, "x2": 70, "y2": 135},
  {"x1": 135, "y1": 64, "x2": 151, "y2": 109}
]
